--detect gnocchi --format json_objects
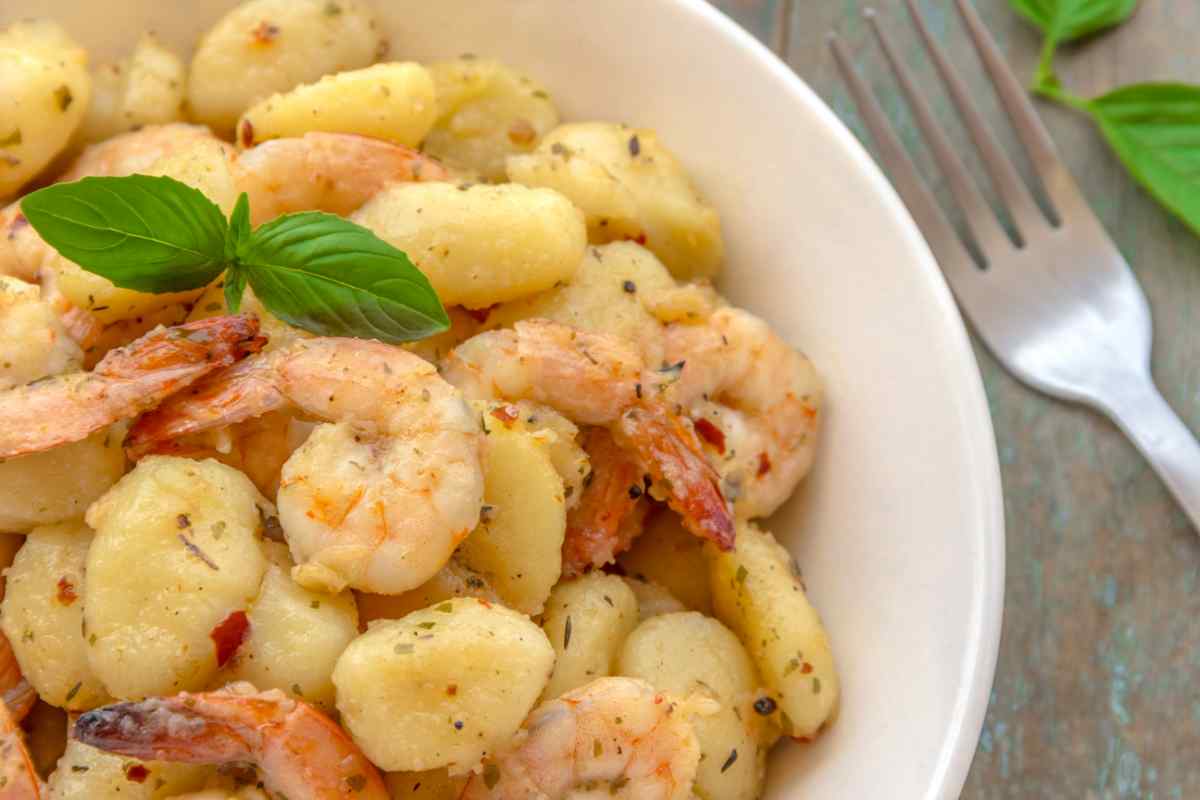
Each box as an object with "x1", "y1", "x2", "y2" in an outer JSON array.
[
  {"x1": 47, "y1": 738, "x2": 210, "y2": 800},
  {"x1": 79, "y1": 33, "x2": 187, "y2": 145},
  {"x1": 333, "y1": 597, "x2": 555, "y2": 773},
  {"x1": 540, "y1": 572, "x2": 638, "y2": 700},
  {"x1": 507, "y1": 122, "x2": 725, "y2": 279},
  {"x1": 619, "y1": 612, "x2": 766, "y2": 800},
  {"x1": 487, "y1": 240, "x2": 678, "y2": 361},
  {"x1": 352, "y1": 181, "x2": 587, "y2": 309},
  {"x1": 1, "y1": 520, "x2": 111, "y2": 710},
  {"x1": 217, "y1": 541, "x2": 358, "y2": 710},
  {"x1": 706, "y1": 521, "x2": 839, "y2": 738},
  {"x1": 187, "y1": 0, "x2": 385, "y2": 136},
  {"x1": 83, "y1": 457, "x2": 269, "y2": 699},
  {"x1": 424, "y1": 58, "x2": 560, "y2": 181},
  {"x1": 456, "y1": 410, "x2": 568, "y2": 615},
  {"x1": 0, "y1": 19, "x2": 91, "y2": 199},
  {"x1": 237, "y1": 62, "x2": 436, "y2": 148}
]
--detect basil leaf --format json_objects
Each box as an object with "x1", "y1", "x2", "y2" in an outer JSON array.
[
  {"x1": 228, "y1": 192, "x2": 252, "y2": 257},
  {"x1": 1084, "y1": 83, "x2": 1200, "y2": 237},
  {"x1": 20, "y1": 175, "x2": 229, "y2": 293},
  {"x1": 224, "y1": 266, "x2": 248, "y2": 314},
  {"x1": 239, "y1": 212, "x2": 449, "y2": 343},
  {"x1": 1009, "y1": 0, "x2": 1137, "y2": 43}
]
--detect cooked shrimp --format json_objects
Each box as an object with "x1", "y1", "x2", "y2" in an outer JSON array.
[
  {"x1": 0, "y1": 699, "x2": 40, "y2": 799},
  {"x1": 0, "y1": 314, "x2": 264, "y2": 460},
  {"x1": 461, "y1": 677, "x2": 708, "y2": 800},
  {"x1": 73, "y1": 684, "x2": 387, "y2": 800},
  {"x1": 443, "y1": 319, "x2": 734, "y2": 550},
  {"x1": 562, "y1": 428, "x2": 649, "y2": 576},
  {"x1": 661, "y1": 307, "x2": 822, "y2": 519},
  {"x1": 233, "y1": 132, "x2": 448, "y2": 225},
  {"x1": 129, "y1": 338, "x2": 485, "y2": 594}
]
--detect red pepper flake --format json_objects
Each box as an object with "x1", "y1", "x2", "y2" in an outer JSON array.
[
  {"x1": 627, "y1": 232, "x2": 647, "y2": 246},
  {"x1": 210, "y1": 610, "x2": 249, "y2": 668},
  {"x1": 124, "y1": 764, "x2": 149, "y2": 783},
  {"x1": 446, "y1": 684, "x2": 458, "y2": 696},
  {"x1": 693, "y1": 418, "x2": 726, "y2": 454},
  {"x1": 464, "y1": 304, "x2": 496, "y2": 324},
  {"x1": 757, "y1": 452, "x2": 772, "y2": 477},
  {"x1": 801, "y1": 662, "x2": 813, "y2": 674},
  {"x1": 490, "y1": 405, "x2": 518, "y2": 425},
  {"x1": 654, "y1": 695, "x2": 663, "y2": 704},
  {"x1": 802, "y1": 403, "x2": 817, "y2": 421},
  {"x1": 250, "y1": 20, "x2": 280, "y2": 44},
  {"x1": 239, "y1": 118, "x2": 255, "y2": 147},
  {"x1": 56, "y1": 576, "x2": 78, "y2": 606}
]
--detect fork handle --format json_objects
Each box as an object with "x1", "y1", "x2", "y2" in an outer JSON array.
[{"x1": 1099, "y1": 375, "x2": 1200, "y2": 530}]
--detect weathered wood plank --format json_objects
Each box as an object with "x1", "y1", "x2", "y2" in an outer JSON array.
[{"x1": 713, "y1": 0, "x2": 1200, "y2": 796}]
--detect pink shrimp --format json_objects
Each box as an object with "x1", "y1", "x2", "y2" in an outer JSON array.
[
  {"x1": 74, "y1": 684, "x2": 387, "y2": 800},
  {"x1": 0, "y1": 314, "x2": 264, "y2": 460}
]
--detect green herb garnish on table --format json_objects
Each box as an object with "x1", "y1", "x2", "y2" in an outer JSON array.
[
  {"x1": 20, "y1": 174, "x2": 449, "y2": 343},
  {"x1": 1011, "y1": 0, "x2": 1200, "y2": 238}
]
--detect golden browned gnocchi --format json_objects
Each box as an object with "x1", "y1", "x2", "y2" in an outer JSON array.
[
  {"x1": 1, "y1": 520, "x2": 111, "y2": 710},
  {"x1": 187, "y1": 0, "x2": 385, "y2": 136},
  {"x1": 0, "y1": 19, "x2": 91, "y2": 199},
  {"x1": 217, "y1": 541, "x2": 358, "y2": 710},
  {"x1": 83, "y1": 456, "x2": 269, "y2": 698},
  {"x1": 237, "y1": 62, "x2": 436, "y2": 148},
  {"x1": 351, "y1": 181, "x2": 586, "y2": 309},
  {"x1": 540, "y1": 572, "x2": 638, "y2": 700},
  {"x1": 424, "y1": 58, "x2": 560, "y2": 181},
  {"x1": 79, "y1": 33, "x2": 187, "y2": 145},
  {"x1": 47, "y1": 738, "x2": 210, "y2": 800},
  {"x1": 507, "y1": 122, "x2": 725, "y2": 279},
  {"x1": 456, "y1": 410, "x2": 568, "y2": 615},
  {"x1": 619, "y1": 612, "x2": 766, "y2": 800},
  {"x1": 707, "y1": 522, "x2": 838, "y2": 738},
  {"x1": 333, "y1": 597, "x2": 555, "y2": 773}
]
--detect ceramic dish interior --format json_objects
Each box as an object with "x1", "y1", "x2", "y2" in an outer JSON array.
[{"x1": 10, "y1": 1, "x2": 1006, "y2": 797}]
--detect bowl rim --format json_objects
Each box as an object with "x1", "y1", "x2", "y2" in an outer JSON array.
[{"x1": 673, "y1": 1, "x2": 1007, "y2": 796}]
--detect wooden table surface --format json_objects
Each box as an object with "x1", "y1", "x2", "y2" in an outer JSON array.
[{"x1": 708, "y1": 0, "x2": 1200, "y2": 796}]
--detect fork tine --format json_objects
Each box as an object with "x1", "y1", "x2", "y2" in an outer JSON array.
[
  {"x1": 865, "y1": 9, "x2": 1011, "y2": 260},
  {"x1": 953, "y1": 0, "x2": 1072, "y2": 216},
  {"x1": 903, "y1": 0, "x2": 1049, "y2": 239},
  {"x1": 828, "y1": 34, "x2": 983, "y2": 296}
]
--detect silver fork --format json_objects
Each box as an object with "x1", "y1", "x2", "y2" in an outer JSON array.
[{"x1": 830, "y1": 0, "x2": 1200, "y2": 530}]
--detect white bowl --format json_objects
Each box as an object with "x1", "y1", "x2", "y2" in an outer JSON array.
[{"x1": 16, "y1": 1, "x2": 1006, "y2": 797}]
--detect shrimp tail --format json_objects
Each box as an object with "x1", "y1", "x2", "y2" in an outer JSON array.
[
  {"x1": 76, "y1": 687, "x2": 389, "y2": 800},
  {"x1": 614, "y1": 403, "x2": 735, "y2": 551},
  {"x1": 95, "y1": 313, "x2": 265, "y2": 379},
  {"x1": 0, "y1": 314, "x2": 264, "y2": 460},
  {"x1": 126, "y1": 352, "x2": 287, "y2": 458},
  {"x1": 74, "y1": 696, "x2": 247, "y2": 764}
]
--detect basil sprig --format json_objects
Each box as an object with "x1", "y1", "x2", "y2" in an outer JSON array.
[
  {"x1": 1009, "y1": 0, "x2": 1200, "y2": 238},
  {"x1": 20, "y1": 175, "x2": 448, "y2": 343}
]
